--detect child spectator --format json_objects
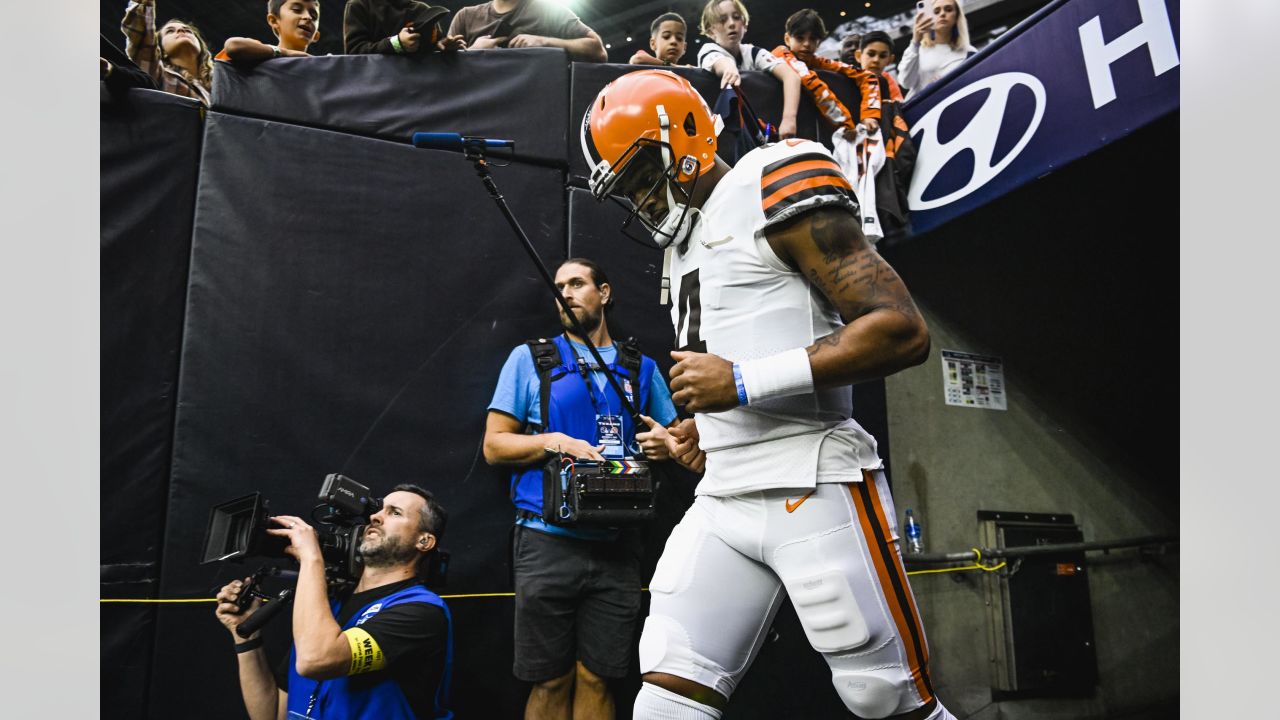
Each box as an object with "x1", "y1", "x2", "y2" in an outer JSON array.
[
  {"x1": 859, "y1": 29, "x2": 917, "y2": 240},
  {"x1": 772, "y1": 9, "x2": 882, "y2": 137},
  {"x1": 120, "y1": 0, "x2": 214, "y2": 105},
  {"x1": 342, "y1": 0, "x2": 465, "y2": 56},
  {"x1": 629, "y1": 12, "x2": 690, "y2": 67},
  {"x1": 898, "y1": 0, "x2": 976, "y2": 95},
  {"x1": 858, "y1": 31, "x2": 905, "y2": 101},
  {"x1": 448, "y1": 0, "x2": 607, "y2": 63},
  {"x1": 697, "y1": 0, "x2": 799, "y2": 139},
  {"x1": 217, "y1": 0, "x2": 322, "y2": 68}
]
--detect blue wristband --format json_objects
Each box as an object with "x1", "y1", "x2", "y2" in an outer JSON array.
[{"x1": 732, "y1": 363, "x2": 748, "y2": 406}]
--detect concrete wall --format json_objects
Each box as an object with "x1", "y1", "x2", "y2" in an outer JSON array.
[{"x1": 879, "y1": 113, "x2": 1179, "y2": 719}]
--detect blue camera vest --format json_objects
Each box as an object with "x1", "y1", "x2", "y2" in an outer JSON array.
[
  {"x1": 510, "y1": 334, "x2": 654, "y2": 516},
  {"x1": 286, "y1": 583, "x2": 453, "y2": 720}
]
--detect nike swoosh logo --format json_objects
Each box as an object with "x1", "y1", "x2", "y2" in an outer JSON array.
[
  {"x1": 785, "y1": 490, "x2": 816, "y2": 513},
  {"x1": 701, "y1": 235, "x2": 733, "y2": 248}
]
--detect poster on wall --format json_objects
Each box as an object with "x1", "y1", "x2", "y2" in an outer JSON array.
[{"x1": 942, "y1": 350, "x2": 1007, "y2": 410}]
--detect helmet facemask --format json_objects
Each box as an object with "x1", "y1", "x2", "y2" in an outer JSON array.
[{"x1": 595, "y1": 139, "x2": 702, "y2": 250}]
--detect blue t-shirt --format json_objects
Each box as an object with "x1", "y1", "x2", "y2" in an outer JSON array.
[{"x1": 488, "y1": 339, "x2": 677, "y2": 429}]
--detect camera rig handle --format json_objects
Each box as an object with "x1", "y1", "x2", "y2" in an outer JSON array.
[{"x1": 236, "y1": 587, "x2": 295, "y2": 639}]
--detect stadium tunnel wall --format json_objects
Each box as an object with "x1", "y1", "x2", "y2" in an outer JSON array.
[
  {"x1": 882, "y1": 112, "x2": 1179, "y2": 719},
  {"x1": 102, "y1": 49, "x2": 891, "y2": 719}
]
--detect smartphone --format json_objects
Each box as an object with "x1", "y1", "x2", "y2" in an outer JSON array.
[{"x1": 917, "y1": 1, "x2": 936, "y2": 41}]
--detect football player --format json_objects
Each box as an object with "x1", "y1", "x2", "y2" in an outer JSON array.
[{"x1": 580, "y1": 69, "x2": 954, "y2": 720}]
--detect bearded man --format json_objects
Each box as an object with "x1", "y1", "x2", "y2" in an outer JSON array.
[{"x1": 214, "y1": 484, "x2": 454, "y2": 720}]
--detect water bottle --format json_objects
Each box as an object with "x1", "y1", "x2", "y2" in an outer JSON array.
[{"x1": 904, "y1": 509, "x2": 924, "y2": 555}]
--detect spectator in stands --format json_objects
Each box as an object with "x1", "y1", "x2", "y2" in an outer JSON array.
[
  {"x1": 773, "y1": 9, "x2": 882, "y2": 136},
  {"x1": 101, "y1": 57, "x2": 160, "y2": 98},
  {"x1": 859, "y1": 30, "x2": 904, "y2": 100},
  {"x1": 217, "y1": 0, "x2": 322, "y2": 68},
  {"x1": 448, "y1": 0, "x2": 607, "y2": 63},
  {"x1": 120, "y1": 1, "x2": 214, "y2": 106},
  {"x1": 342, "y1": 0, "x2": 465, "y2": 56},
  {"x1": 698, "y1": 0, "x2": 799, "y2": 139},
  {"x1": 898, "y1": 0, "x2": 976, "y2": 95},
  {"x1": 629, "y1": 12, "x2": 691, "y2": 67},
  {"x1": 839, "y1": 33, "x2": 862, "y2": 66}
]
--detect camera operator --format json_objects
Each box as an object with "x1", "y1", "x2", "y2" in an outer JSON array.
[
  {"x1": 214, "y1": 484, "x2": 452, "y2": 720},
  {"x1": 483, "y1": 257, "x2": 696, "y2": 719}
]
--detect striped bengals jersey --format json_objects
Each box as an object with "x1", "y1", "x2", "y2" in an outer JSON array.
[{"x1": 668, "y1": 139, "x2": 882, "y2": 497}]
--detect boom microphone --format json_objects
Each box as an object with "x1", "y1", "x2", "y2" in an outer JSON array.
[{"x1": 411, "y1": 132, "x2": 515, "y2": 153}]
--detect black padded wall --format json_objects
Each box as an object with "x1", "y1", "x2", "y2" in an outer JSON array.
[
  {"x1": 212, "y1": 48, "x2": 571, "y2": 166},
  {"x1": 100, "y1": 87, "x2": 203, "y2": 718},
  {"x1": 147, "y1": 112, "x2": 566, "y2": 718}
]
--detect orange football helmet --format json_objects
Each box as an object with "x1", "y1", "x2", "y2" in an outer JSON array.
[{"x1": 581, "y1": 69, "x2": 723, "y2": 247}]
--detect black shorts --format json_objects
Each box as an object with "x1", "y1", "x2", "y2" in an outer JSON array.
[{"x1": 512, "y1": 524, "x2": 643, "y2": 682}]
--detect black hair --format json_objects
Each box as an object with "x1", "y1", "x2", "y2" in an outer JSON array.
[
  {"x1": 268, "y1": 0, "x2": 318, "y2": 16},
  {"x1": 391, "y1": 483, "x2": 448, "y2": 541},
  {"x1": 651, "y1": 12, "x2": 686, "y2": 36},
  {"x1": 559, "y1": 257, "x2": 614, "y2": 311},
  {"x1": 785, "y1": 9, "x2": 827, "y2": 39},
  {"x1": 859, "y1": 30, "x2": 894, "y2": 52}
]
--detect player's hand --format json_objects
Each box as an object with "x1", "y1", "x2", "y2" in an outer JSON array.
[
  {"x1": 399, "y1": 26, "x2": 421, "y2": 53},
  {"x1": 636, "y1": 414, "x2": 673, "y2": 461},
  {"x1": 508, "y1": 34, "x2": 551, "y2": 49},
  {"x1": 669, "y1": 350, "x2": 738, "y2": 413},
  {"x1": 547, "y1": 433, "x2": 606, "y2": 461},
  {"x1": 214, "y1": 577, "x2": 262, "y2": 640},
  {"x1": 667, "y1": 418, "x2": 706, "y2": 473},
  {"x1": 438, "y1": 34, "x2": 466, "y2": 52},
  {"x1": 469, "y1": 35, "x2": 507, "y2": 50},
  {"x1": 265, "y1": 515, "x2": 323, "y2": 564},
  {"x1": 778, "y1": 116, "x2": 798, "y2": 139},
  {"x1": 863, "y1": 118, "x2": 880, "y2": 135}
]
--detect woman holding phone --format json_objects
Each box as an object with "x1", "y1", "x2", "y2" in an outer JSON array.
[{"x1": 897, "y1": 0, "x2": 976, "y2": 96}]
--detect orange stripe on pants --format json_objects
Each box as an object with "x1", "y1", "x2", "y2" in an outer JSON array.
[{"x1": 848, "y1": 476, "x2": 935, "y2": 704}]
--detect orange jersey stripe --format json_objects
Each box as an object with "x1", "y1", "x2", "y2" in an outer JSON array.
[
  {"x1": 848, "y1": 479, "x2": 935, "y2": 704},
  {"x1": 862, "y1": 472, "x2": 933, "y2": 693},
  {"x1": 760, "y1": 158, "x2": 844, "y2": 191},
  {"x1": 762, "y1": 175, "x2": 853, "y2": 212}
]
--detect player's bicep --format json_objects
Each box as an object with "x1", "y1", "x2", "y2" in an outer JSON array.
[{"x1": 769, "y1": 207, "x2": 920, "y2": 327}]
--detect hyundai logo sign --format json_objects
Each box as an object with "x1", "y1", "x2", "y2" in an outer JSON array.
[{"x1": 908, "y1": 72, "x2": 1047, "y2": 211}]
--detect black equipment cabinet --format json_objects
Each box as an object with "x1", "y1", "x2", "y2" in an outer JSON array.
[{"x1": 979, "y1": 510, "x2": 1100, "y2": 696}]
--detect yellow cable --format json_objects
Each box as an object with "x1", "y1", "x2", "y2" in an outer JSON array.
[{"x1": 102, "y1": 561, "x2": 1005, "y2": 603}]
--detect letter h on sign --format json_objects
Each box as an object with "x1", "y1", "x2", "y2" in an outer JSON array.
[{"x1": 1078, "y1": 0, "x2": 1179, "y2": 109}]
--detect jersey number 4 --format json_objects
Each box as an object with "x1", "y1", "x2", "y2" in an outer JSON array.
[{"x1": 676, "y1": 269, "x2": 707, "y2": 353}]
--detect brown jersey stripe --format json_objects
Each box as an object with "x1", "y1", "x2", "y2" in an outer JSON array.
[
  {"x1": 848, "y1": 479, "x2": 935, "y2": 705},
  {"x1": 763, "y1": 186, "x2": 858, "y2": 221},
  {"x1": 761, "y1": 152, "x2": 837, "y2": 179},
  {"x1": 761, "y1": 158, "x2": 844, "y2": 191},
  {"x1": 762, "y1": 176, "x2": 853, "y2": 213},
  {"x1": 761, "y1": 167, "x2": 849, "y2": 199}
]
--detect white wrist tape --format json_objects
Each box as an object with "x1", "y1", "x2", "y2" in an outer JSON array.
[{"x1": 738, "y1": 348, "x2": 813, "y2": 404}]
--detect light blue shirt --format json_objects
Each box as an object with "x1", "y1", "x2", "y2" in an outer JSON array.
[{"x1": 488, "y1": 339, "x2": 677, "y2": 428}]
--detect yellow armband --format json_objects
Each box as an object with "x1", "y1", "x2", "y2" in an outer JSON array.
[{"x1": 344, "y1": 627, "x2": 386, "y2": 675}]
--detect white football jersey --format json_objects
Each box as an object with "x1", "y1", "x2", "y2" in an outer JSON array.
[{"x1": 669, "y1": 139, "x2": 883, "y2": 496}]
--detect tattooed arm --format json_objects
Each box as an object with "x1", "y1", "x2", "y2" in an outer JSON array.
[{"x1": 766, "y1": 206, "x2": 930, "y2": 386}]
